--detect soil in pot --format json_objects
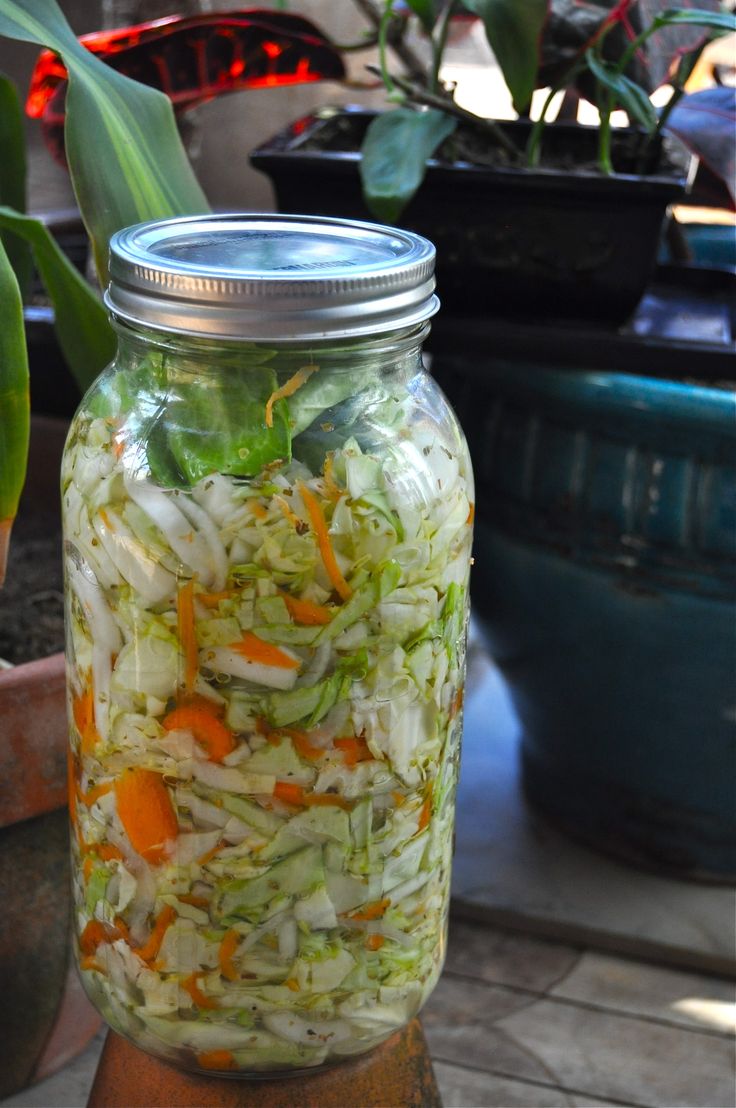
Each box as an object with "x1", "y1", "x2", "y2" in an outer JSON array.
[{"x1": 0, "y1": 511, "x2": 64, "y2": 667}]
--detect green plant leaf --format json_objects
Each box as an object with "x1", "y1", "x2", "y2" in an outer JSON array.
[
  {"x1": 464, "y1": 0, "x2": 548, "y2": 114},
  {"x1": 360, "y1": 107, "x2": 456, "y2": 223},
  {"x1": 403, "y1": 0, "x2": 437, "y2": 33},
  {"x1": 0, "y1": 206, "x2": 115, "y2": 392},
  {"x1": 0, "y1": 73, "x2": 32, "y2": 299},
  {"x1": 654, "y1": 9, "x2": 736, "y2": 33},
  {"x1": 0, "y1": 0, "x2": 209, "y2": 285},
  {"x1": 0, "y1": 234, "x2": 29, "y2": 585},
  {"x1": 586, "y1": 49, "x2": 659, "y2": 132}
]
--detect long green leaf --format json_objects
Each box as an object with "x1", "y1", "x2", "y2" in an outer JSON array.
[
  {"x1": 0, "y1": 73, "x2": 32, "y2": 298},
  {"x1": 586, "y1": 49, "x2": 659, "y2": 132},
  {"x1": 0, "y1": 0, "x2": 210, "y2": 284},
  {"x1": 463, "y1": 0, "x2": 548, "y2": 114},
  {"x1": 654, "y1": 9, "x2": 736, "y2": 33},
  {"x1": 0, "y1": 235, "x2": 29, "y2": 586},
  {"x1": 404, "y1": 0, "x2": 437, "y2": 34},
  {"x1": 360, "y1": 107, "x2": 457, "y2": 223},
  {"x1": 0, "y1": 206, "x2": 115, "y2": 392}
]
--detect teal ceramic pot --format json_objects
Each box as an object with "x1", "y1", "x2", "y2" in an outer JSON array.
[{"x1": 438, "y1": 360, "x2": 736, "y2": 880}]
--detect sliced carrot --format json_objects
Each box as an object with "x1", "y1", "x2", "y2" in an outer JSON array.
[
  {"x1": 197, "y1": 840, "x2": 225, "y2": 865},
  {"x1": 365, "y1": 933, "x2": 385, "y2": 951},
  {"x1": 279, "y1": 589, "x2": 332, "y2": 626},
  {"x1": 418, "y1": 787, "x2": 433, "y2": 832},
  {"x1": 449, "y1": 686, "x2": 464, "y2": 720},
  {"x1": 265, "y1": 365, "x2": 318, "y2": 428},
  {"x1": 466, "y1": 502, "x2": 475, "y2": 526},
  {"x1": 229, "y1": 630, "x2": 300, "y2": 670},
  {"x1": 78, "y1": 780, "x2": 114, "y2": 807},
  {"x1": 273, "y1": 781, "x2": 306, "y2": 807},
  {"x1": 83, "y1": 856, "x2": 94, "y2": 881},
  {"x1": 135, "y1": 904, "x2": 176, "y2": 963},
  {"x1": 113, "y1": 916, "x2": 131, "y2": 943},
  {"x1": 175, "y1": 692, "x2": 225, "y2": 716},
  {"x1": 114, "y1": 768, "x2": 178, "y2": 864},
  {"x1": 273, "y1": 494, "x2": 303, "y2": 531},
  {"x1": 176, "y1": 580, "x2": 198, "y2": 694},
  {"x1": 248, "y1": 500, "x2": 268, "y2": 520},
  {"x1": 273, "y1": 781, "x2": 352, "y2": 810},
  {"x1": 98, "y1": 507, "x2": 115, "y2": 531},
  {"x1": 80, "y1": 955, "x2": 104, "y2": 973},
  {"x1": 97, "y1": 843, "x2": 124, "y2": 863},
  {"x1": 219, "y1": 928, "x2": 241, "y2": 981},
  {"x1": 197, "y1": 589, "x2": 235, "y2": 609},
  {"x1": 197, "y1": 1050, "x2": 236, "y2": 1071},
  {"x1": 278, "y1": 727, "x2": 324, "y2": 761},
  {"x1": 349, "y1": 898, "x2": 391, "y2": 922},
  {"x1": 72, "y1": 681, "x2": 101, "y2": 754},
  {"x1": 177, "y1": 894, "x2": 210, "y2": 909},
  {"x1": 392, "y1": 790, "x2": 406, "y2": 808},
  {"x1": 322, "y1": 453, "x2": 343, "y2": 501},
  {"x1": 163, "y1": 704, "x2": 236, "y2": 763},
  {"x1": 182, "y1": 971, "x2": 219, "y2": 1010},
  {"x1": 79, "y1": 918, "x2": 127, "y2": 956},
  {"x1": 334, "y1": 736, "x2": 372, "y2": 767},
  {"x1": 298, "y1": 482, "x2": 352, "y2": 601},
  {"x1": 285, "y1": 977, "x2": 300, "y2": 992}
]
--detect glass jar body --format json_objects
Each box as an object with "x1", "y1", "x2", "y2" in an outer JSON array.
[{"x1": 62, "y1": 320, "x2": 473, "y2": 1076}]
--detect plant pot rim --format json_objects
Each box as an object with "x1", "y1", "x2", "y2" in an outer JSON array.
[{"x1": 251, "y1": 105, "x2": 690, "y2": 200}]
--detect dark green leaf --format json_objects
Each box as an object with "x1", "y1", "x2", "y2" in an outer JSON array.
[
  {"x1": 464, "y1": 0, "x2": 548, "y2": 114},
  {"x1": 0, "y1": 0, "x2": 209, "y2": 284},
  {"x1": 0, "y1": 73, "x2": 32, "y2": 298},
  {"x1": 586, "y1": 50, "x2": 659, "y2": 132},
  {"x1": 0, "y1": 235, "x2": 29, "y2": 581},
  {"x1": 403, "y1": 0, "x2": 437, "y2": 33},
  {"x1": 655, "y1": 9, "x2": 736, "y2": 33},
  {"x1": 167, "y1": 366, "x2": 291, "y2": 485},
  {"x1": 0, "y1": 206, "x2": 116, "y2": 392},
  {"x1": 360, "y1": 108, "x2": 457, "y2": 223}
]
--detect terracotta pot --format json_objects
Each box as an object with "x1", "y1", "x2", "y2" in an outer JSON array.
[{"x1": 0, "y1": 415, "x2": 102, "y2": 1099}]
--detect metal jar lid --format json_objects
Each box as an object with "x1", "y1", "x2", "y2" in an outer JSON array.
[{"x1": 105, "y1": 213, "x2": 438, "y2": 341}]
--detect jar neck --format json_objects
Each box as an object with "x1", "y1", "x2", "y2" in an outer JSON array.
[{"x1": 110, "y1": 316, "x2": 429, "y2": 379}]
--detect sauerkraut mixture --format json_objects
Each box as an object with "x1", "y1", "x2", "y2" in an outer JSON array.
[{"x1": 63, "y1": 346, "x2": 472, "y2": 1074}]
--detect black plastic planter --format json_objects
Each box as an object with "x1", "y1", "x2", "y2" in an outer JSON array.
[{"x1": 251, "y1": 107, "x2": 689, "y2": 328}]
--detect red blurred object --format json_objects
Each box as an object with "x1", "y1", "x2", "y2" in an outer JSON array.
[{"x1": 27, "y1": 10, "x2": 346, "y2": 165}]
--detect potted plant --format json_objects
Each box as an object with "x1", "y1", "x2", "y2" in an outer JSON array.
[{"x1": 249, "y1": 0, "x2": 735, "y2": 326}]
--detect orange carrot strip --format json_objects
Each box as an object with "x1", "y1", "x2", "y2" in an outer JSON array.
[
  {"x1": 219, "y1": 929, "x2": 241, "y2": 982},
  {"x1": 418, "y1": 787, "x2": 433, "y2": 833},
  {"x1": 279, "y1": 590, "x2": 332, "y2": 626},
  {"x1": 197, "y1": 589, "x2": 235, "y2": 609},
  {"x1": 466, "y1": 502, "x2": 475, "y2": 526},
  {"x1": 273, "y1": 494, "x2": 303, "y2": 530},
  {"x1": 80, "y1": 919, "x2": 127, "y2": 956},
  {"x1": 134, "y1": 905, "x2": 176, "y2": 963},
  {"x1": 298, "y1": 482, "x2": 352, "y2": 601},
  {"x1": 96, "y1": 843, "x2": 124, "y2": 863},
  {"x1": 72, "y1": 682, "x2": 101, "y2": 754},
  {"x1": 78, "y1": 780, "x2": 113, "y2": 807},
  {"x1": 163, "y1": 704, "x2": 236, "y2": 763},
  {"x1": 182, "y1": 971, "x2": 219, "y2": 1010},
  {"x1": 248, "y1": 500, "x2": 268, "y2": 520},
  {"x1": 349, "y1": 898, "x2": 391, "y2": 922},
  {"x1": 80, "y1": 955, "x2": 104, "y2": 973},
  {"x1": 83, "y1": 857, "x2": 94, "y2": 881},
  {"x1": 274, "y1": 780, "x2": 352, "y2": 809},
  {"x1": 175, "y1": 692, "x2": 225, "y2": 716},
  {"x1": 334, "y1": 736, "x2": 372, "y2": 767},
  {"x1": 113, "y1": 917, "x2": 131, "y2": 943},
  {"x1": 229, "y1": 631, "x2": 300, "y2": 670},
  {"x1": 449, "y1": 686, "x2": 464, "y2": 720},
  {"x1": 177, "y1": 894, "x2": 210, "y2": 909},
  {"x1": 365, "y1": 933, "x2": 385, "y2": 951},
  {"x1": 322, "y1": 454, "x2": 342, "y2": 501},
  {"x1": 273, "y1": 781, "x2": 305, "y2": 807},
  {"x1": 114, "y1": 768, "x2": 178, "y2": 864},
  {"x1": 197, "y1": 1050, "x2": 236, "y2": 1071},
  {"x1": 176, "y1": 580, "x2": 198, "y2": 694},
  {"x1": 279, "y1": 727, "x2": 325, "y2": 761},
  {"x1": 197, "y1": 840, "x2": 226, "y2": 865},
  {"x1": 392, "y1": 790, "x2": 406, "y2": 808},
  {"x1": 285, "y1": 977, "x2": 300, "y2": 992},
  {"x1": 265, "y1": 365, "x2": 318, "y2": 428}
]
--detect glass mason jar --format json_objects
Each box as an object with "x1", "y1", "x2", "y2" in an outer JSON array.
[{"x1": 62, "y1": 214, "x2": 474, "y2": 1076}]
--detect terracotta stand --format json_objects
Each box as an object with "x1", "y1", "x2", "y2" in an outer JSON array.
[{"x1": 87, "y1": 1018, "x2": 441, "y2": 1108}]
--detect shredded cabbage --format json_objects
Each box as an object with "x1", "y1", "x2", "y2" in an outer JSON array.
[{"x1": 64, "y1": 350, "x2": 472, "y2": 1076}]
